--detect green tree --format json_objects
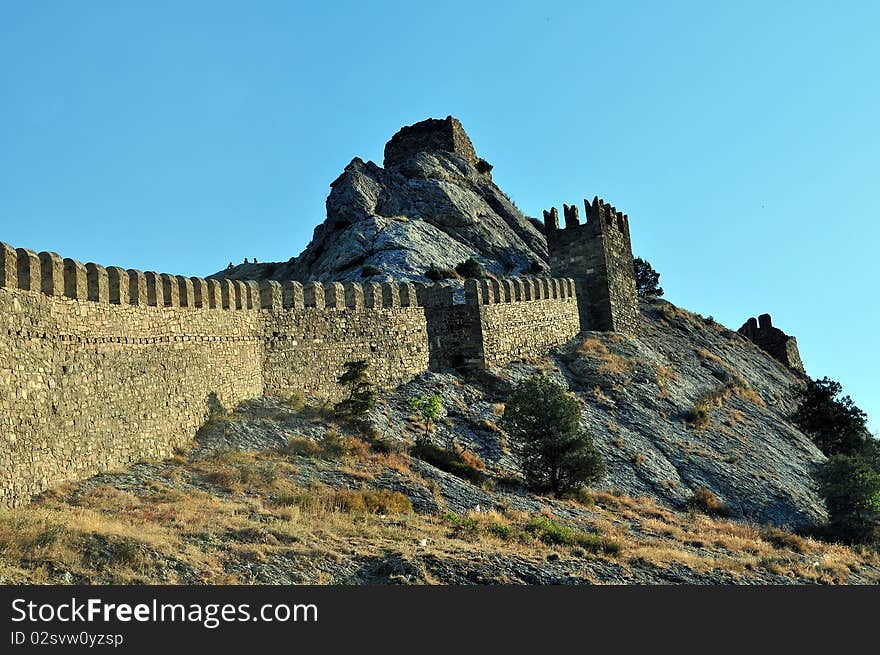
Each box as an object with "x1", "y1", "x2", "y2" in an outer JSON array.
[
  {"x1": 633, "y1": 257, "x2": 664, "y2": 298},
  {"x1": 408, "y1": 394, "x2": 443, "y2": 444},
  {"x1": 455, "y1": 257, "x2": 485, "y2": 279},
  {"x1": 792, "y1": 376, "x2": 880, "y2": 544},
  {"x1": 791, "y1": 377, "x2": 870, "y2": 457},
  {"x1": 815, "y1": 454, "x2": 880, "y2": 544},
  {"x1": 501, "y1": 376, "x2": 605, "y2": 498},
  {"x1": 334, "y1": 360, "x2": 376, "y2": 419}
]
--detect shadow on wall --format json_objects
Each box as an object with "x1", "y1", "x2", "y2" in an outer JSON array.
[{"x1": 206, "y1": 391, "x2": 226, "y2": 418}]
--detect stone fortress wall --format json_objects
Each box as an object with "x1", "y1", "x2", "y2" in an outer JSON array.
[{"x1": 0, "y1": 243, "x2": 585, "y2": 506}]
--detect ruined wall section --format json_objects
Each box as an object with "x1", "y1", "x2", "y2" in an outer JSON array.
[
  {"x1": 383, "y1": 115, "x2": 479, "y2": 168},
  {"x1": 261, "y1": 281, "x2": 429, "y2": 400},
  {"x1": 545, "y1": 197, "x2": 639, "y2": 334},
  {"x1": 738, "y1": 314, "x2": 805, "y2": 374}
]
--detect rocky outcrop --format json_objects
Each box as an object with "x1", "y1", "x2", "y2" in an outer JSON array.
[
  {"x1": 363, "y1": 298, "x2": 825, "y2": 529},
  {"x1": 216, "y1": 116, "x2": 548, "y2": 283}
]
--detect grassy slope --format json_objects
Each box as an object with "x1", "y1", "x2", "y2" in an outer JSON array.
[
  {"x1": 1, "y1": 298, "x2": 875, "y2": 585},
  {"x1": 0, "y1": 401, "x2": 877, "y2": 585}
]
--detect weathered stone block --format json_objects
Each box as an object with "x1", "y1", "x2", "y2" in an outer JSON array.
[
  {"x1": 16, "y1": 248, "x2": 39, "y2": 291},
  {"x1": 86, "y1": 263, "x2": 109, "y2": 303},
  {"x1": 128, "y1": 270, "x2": 147, "y2": 305},
  {"x1": 324, "y1": 282, "x2": 345, "y2": 309},
  {"x1": 145, "y1": 272, "x2": 164, "y2": 307},
  {"x1": 39, "y1": 252, "x2": 64, "y2": 296},
  {"x1": 282, "y1": 281, "x2": 304, "y2": 309},
  {"x1": 303, "y1": 282, "x2": 325, "y2": 309},
  {"x1": 0, "y1": 242, "x2": 16, "y2": 289},
  {"x1": 260, "y1": 280, "x2": 282, "y2": 311},
  {"x1": 64, "y1": 258, "x2": 89, "y2": 300},
  {"x1": 344, "y1": 282, "x2": 364, "y2": 309},
  {"x1": 190, "y1": 277, "x2": 209, "y2": 308},
  {"x1": 161, "y1": 274, "x2": 180, "y2": 308},
  {"x1": 177, "y1": 276, "x2": 195, "y2": 308}
]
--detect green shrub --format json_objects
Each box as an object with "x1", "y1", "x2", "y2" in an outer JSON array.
[
  {"x1": 411, "y1": 441, "x2": 485, "y2": 484},
  {"x1": 791, "y1": 377, "x2": 871, "y2": 458},
  {"x1": 408, "y1": 394, "x2": 443, "y2": 443},
  {"x1": 424, "y1": 265, "x2": 457, "y2": 282},
  {"x1": 527, "y1": 261, "x2": 545, "y2": 275},
  {"x1": 442, "y1": 512, "x2": 481, "y2": 539},
  {"x1": 814, "y1": 454, "x2": 880, "y2": 545},
  {"x1": 334, "y1": 360, "x2": 376, "y2": 420},
  {"x1": 361, "y1": 265, "x2": 382, "y2": 277},
  {"x1": 791, "y1": 377, "x2": 879, "y2": 545},
  {"x1": 525, "y1": 516, "x2": 619, "y2": 555},
  {"x1": 317, "y1": 430, "x2": 358, "y2": 459},
  {"x1": 454, "y1": 257, "x2": 485, "y2": 279}
]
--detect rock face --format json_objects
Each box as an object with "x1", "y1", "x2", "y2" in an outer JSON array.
[
  {"x1": 217, "y1": 116, "x2": 548, "y2": 283},
  {"x1": 366, "y1": 298, "x2": 825, "y2": 529}
]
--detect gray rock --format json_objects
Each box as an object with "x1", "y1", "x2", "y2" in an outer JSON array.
[{"x1": 214, "y1": 118, "x2": 548, "y2": 282}]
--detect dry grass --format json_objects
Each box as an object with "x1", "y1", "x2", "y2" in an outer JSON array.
[
  {"x1": 655, "y1": 364, "x2": 676, "y2": 396},
  {"x1": 575, "y1": 338, "x2": 634, "y2": 376},
  {"x1": 589, "y1": 385, "x2": 615, "y2": 407},
  {"x1": 687, "y1": 377, "x2": 766, "y2": 429},
  {"x1": 1, "y1": 436, "x2": 878, "y2": 586},
  {"x1": 477, "y1": 418, "x2": 506, "y2": 436}
]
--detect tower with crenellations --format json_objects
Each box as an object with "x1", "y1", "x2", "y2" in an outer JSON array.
[{"x1": 543, "y1": 196, "x2": 639, "y2": 334}]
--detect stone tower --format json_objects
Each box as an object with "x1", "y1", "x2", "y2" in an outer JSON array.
[
  {"x1": 383, "y1": 115, "x2": 479, "y2": 168},
  {"x1": 738, "y1": 314, "x2": 805, "y2": 374},
  {"x1": 544, "y1": 196, "x2": 639, "y2": 334}
]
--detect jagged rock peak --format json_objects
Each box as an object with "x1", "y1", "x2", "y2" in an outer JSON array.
[
  {"x1": 213, "y1": 115, "x2": 544, "y2": 283},
  {"x1": 384, "y1": 115, "x2": 479, "y2": 169}
]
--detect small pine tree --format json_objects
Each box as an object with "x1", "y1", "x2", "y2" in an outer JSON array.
[
  {"x1": 814, "y1": 454, "x2": 880, "y2": 544},
  {"x1": 455, "y1": 257, "x2": 485, "y2": 280},
  {"x1": 792, "y1": 376, "x2": 880, "y2": 544},
  {"x1": 334, "y1": 360, "x2": 376, "y2": 419},
  {"x1": 408, "y1": 394, "x2": 443, "y2": 444},
  {"x1": 633, "y1": 257, "x2": 664, "y2": 298},
  {"x1": 501, "y1": 376, "x2": 605, "y2": 498}
]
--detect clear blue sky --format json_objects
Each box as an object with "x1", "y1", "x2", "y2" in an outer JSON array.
[{"x1": 1, "y1": 1, "x2": 877, "y2": 432}]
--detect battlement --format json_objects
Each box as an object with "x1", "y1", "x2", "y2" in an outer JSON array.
[
  {"x1": 0, "y1": 239, "x2": 586, "y2": 506},
  {"x1": 0, "y1": 243, "x2": 428, "y2": 314},
  {"x1": 542, "y1": 195, "x2": 639, "y2": 334},
  {"x1": 543, "y1": 196, "x2": 631, "y2": 239},
  {"x1": 738, "y1": 313, "x2": 805, "y2": 373}
]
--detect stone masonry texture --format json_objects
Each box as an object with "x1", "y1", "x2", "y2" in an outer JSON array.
[
  {"x1": 383, "y1": 115, "x2": 479, "y2": 169},
  {"x1": 545, "y1": 196, "x2": 640, "y2": 334},
  {"x1": 0, "y1": 242, "x2": 584, "y2": 506}
]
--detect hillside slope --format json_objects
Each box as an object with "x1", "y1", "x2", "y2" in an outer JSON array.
[
  {"x1": 356, "y1": 297, "x2": 823, "y2": 529},
  {"x1": 0, "y1": 298, "x2": 848, "y2": 586}
]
